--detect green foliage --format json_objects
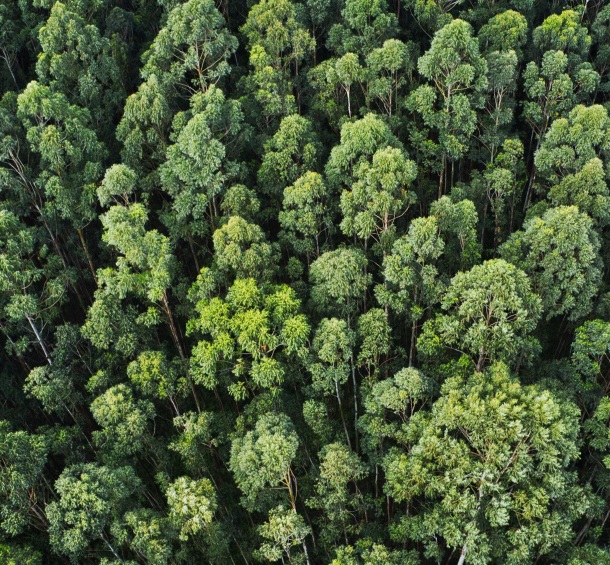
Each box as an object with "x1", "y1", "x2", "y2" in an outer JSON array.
[
  {"x1": 0, "y1": 544, "x2": 42, "y2": 565},
  {"x1": 90, "y1": 384, "x2": 155, "y2": 462},
  {"x1": 230, "y1": 412, "x2": 300, "y2": 511},
  {"x1": 310, "y1": 248, "x2": 371, "y2": 321},
  {"x1": 419, "y1": 259, "x2": 541, "y2": 370},
  {"x1": 340, "y1": 146, "x2": 417, "y2": 250},
  {"x1": 166, "y1": 476, "x2": 217, "y2": 541},
  {"x1": 189, "y1": 278, "x2": 309, "y2": 399},
  {"x1": 501, "y1": 206, "x2": 602, "y2": 320},
  {"x1": 385, "y1": 363, "x2": 590, "y2": 564},
  {"x1": 0, "y1": 422, "x2": 49, "y2": 536},
  {"x1": 4, "y1": 1, "x2": 610, "y2": 561},
  {"x1": 279, "y1": 171, "x2": 334, "y2": 261},
  {"x1": 142, "y1": 0, "x2": 237, "y2": 92},
  {"x1": 212, "y1": 216, "x2": 278, "y2": 282},
  {"x1": 258, "y1": 114, "x2": 321, "y2": 198},
  {"x1": 47, "y1": 463, "x2": 141, "y2": 560},
  {"x1": 254, "y1": 505, "x2": 311, "y2": 563}
]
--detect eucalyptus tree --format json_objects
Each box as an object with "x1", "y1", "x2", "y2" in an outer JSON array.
[
  {"x1": 36, "y1": 2, "x2": 125, "y2": 138},
  {"x1": 117, "y1": 0, "x2": 236, "y2": 175},
  {"x1": 310, "y1": 248, "x2": 371, "y2": 442},
  {"x1": 407, "y1": 19, "x2": 487, "y2": 196},
  {"x1": 160, "y1": 86, "x2": 245, "y2": 255},
  {"x1": 522, "y1": 50, "x2": 599, "y2": 208},
  {"x1": 5, "y1": 81, "x2": 107, "y2": 284},
  {"x1": 307, "y1": 442, "x2": 368, "y2": 551},
  {"x1": 189, "y1": 277, "x2": 309, "y2": 401},
  {"x1": 0, "y1": 422, "x2": 49, "y2": 537},
  {"x1": 279, "y1": 172, "x2": 335, "y2": 263},
  {"x1": 534, "y1": 104, "x2": 610, "y2": 226},
  {"x1": 384, "y1": 363, "x2": 591, "y2": 565},
  {"x1": 418, "y1": 259, "x2": 541, "y2": 371},
  {"x1": 47, "y1": 463, "x2": 142, "y2": 561},
  {"x1": 325, "y1": 113, "x2": 400, "y2": 193},
  {"x1": 212, "y1": 216, "x2": 278, "y2": 283},
  {"x1": 308, "y1": 53, "x2": 365, "y2": 128},
  {"x1": 381, "y1": 215, "x2": 445, "y2": 364},
  {"x1": 365, "y1": 39, "x2": 416, "y2": 119},
  {"x1": 500, "y1": 206, "x2": 602, "y2": 321},
  {"x1": 309, "y1": 318, "x2": 354, "y2": 447},
  {"x1": 327, "y1": 0, "x2": 398, "y2": 57},
  {"x1": 90, "y1": 384, "x2": 155, "y2": 464},
  {"x1": 230, "y1": 412, "x2": 312, "y2": 564},
  {"x1": 240, "y1": 0, "x2": 315, "y2": 126},
  {"x1": 0, "y1": 210, "x2": 68, "y2": 366},
  {"x1": 258, "y1": 114, "x2": 321, "y2": 201},
  {"x1": 85, "y1": 199, "x2": 201, "y2": 409},
  {"x1": 339, "y1": 146, "x2": 417, "y2": 254}
]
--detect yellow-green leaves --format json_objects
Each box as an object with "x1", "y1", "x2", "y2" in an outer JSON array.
[{"x1": 190, "y1": 278, "x2": 309, "y2": 399}]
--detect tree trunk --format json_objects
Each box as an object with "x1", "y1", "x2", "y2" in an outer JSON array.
[
  {"x1": 457, "y1": 544, "x2": 467, "y2": 565},
  {"x1": 26, "y1": 315, "x2": 52, "y2": 366},
  {"x1": 162, "y1": 293, "x2": 201, "y2": 412},
  {"x1": 77, "y1": 227, "x2": 97, "y2": 284},
  {"x1": 335, "y1": 379, "x2": 352, "y2": 450}
]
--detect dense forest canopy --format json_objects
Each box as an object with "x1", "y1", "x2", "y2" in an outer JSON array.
[{"x1": 1, "y1": 0, "x2": 610, "y2": 562}]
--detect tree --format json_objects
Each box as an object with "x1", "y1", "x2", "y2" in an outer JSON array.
[
  {"x1": 36, "y1": 2, "x2": 125, "y2": 137},
  {"x1": 189, "y1": 277, "x2": 309, "y2": 400},
  {"x1": 16, "y1": 80, "x2": 106, "y2": 279},
  {"x1": 0, "y1": 422, "x2": 49, "y2": 536},
  {"x1": 418, "y1": 259, "x2": 541, "y2": 371},
  {"x1": 360, "y1": 367, "x2": 434, "y2": 456},
  {"x1": 230, "y1": 412, "x2": 311, "y2": 564},
  {"x1": 255, "y1": 505, "x2": 311, "y2": 563},
  {"x1": 166, "y1": 476, "x2": 217, "y2": 541},
  {"x1": 478, "y1": 10, "x2": 528, "y2": 58},
  {"x1": 430, "y1": 196, "x2": 480, "y2": 273},
  {"x1": 356, "y1": 308, "x2": 391, "y2": 378},
  {"x1": 384, "y1": 363, "x2": 590, "y2": 565},
  {"x1": 279, "y1": 172, "x2": 334, "y2": 262},
  {"x1": 325, "y1": 113, "x2": 400, "y2": 191},
  {"x1": 534, "y1": 104, "x2": 610, "y2": 226},
  {"x1": 98, "y1": 204, "x2": 176, "y2": 337},
  {"x1": 500, "y1": 206, "x2": 602, "y2": 321},
  {"x1": 310, "y1": 248, "x2": 371, "y2": 443},
  {"x1": 47, "y1": 463, "x2": 141, "y2": 561},
  {"x1": 327, "y1": 0, "x2": 398, "y2": 57},
  {"x1": 142, "y1": 0, "x2": 237, "y2": 95},
  {"x1": 522, "y1": 52, "x2": 599, "y2": 208},
  {"x1": 408, "y1": 20, "x2": 487, "y2": 195},
  {"x1": 308, "y1": 53, "x2": 365, "y2": 127},
  {"x1": 0, "y1": 210, "x2": 68, "y2": 366},
  {"x1": 0, "y1": 544, "x2": 41, "y2": 565},
  {"x1": 90, "y1": 384, "x2": 155, "y2": 463},
  {"x1": 310, "y1": 248, "x2": 371, "y2": 325},
  {"x1": 381, "y1": 215, "x2": 445, "y2": 364},
  {"x1": 127, "y1": 350, "x2": 186, "y2": 416},
  {"x1": 532, "y1": 10, "x2": 591, "y2": 65},
  {"x1": 330, "y1": 540, "x2": 418, "y2": 565},
  {"x1": 212, "y1": 216, "x2": 278, "y2": 283},
  {"x1": 572, "y1": 319, "x2": 610, "y2": 403},
  {"x1": 257, "y1": 114, "x2": 321, "y2": 200},
  {"x1": 240, "y1": 0, "x2": 314, "y2": 125},
  {"x1": 115, "y1": 74, "x2": 174, "y2": 174},
  {"x1": 160, "y1": 86, "x2": 245, "y2": 248},
  {"x1": 121, "y1": 508, "x2": 174, "y2": 565},
  {"x1": 340, "y1": 146, "x2": 417, "y2": 253},
  {"x1": 365, "y1": 39, "x2": 417, "y2": 118},
  {"x1": 309, "y1": 318, "x2": 354, "y2": 446},
  {"x1": 308, "y1": 443, "x2": 367, "y2": 549}
]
